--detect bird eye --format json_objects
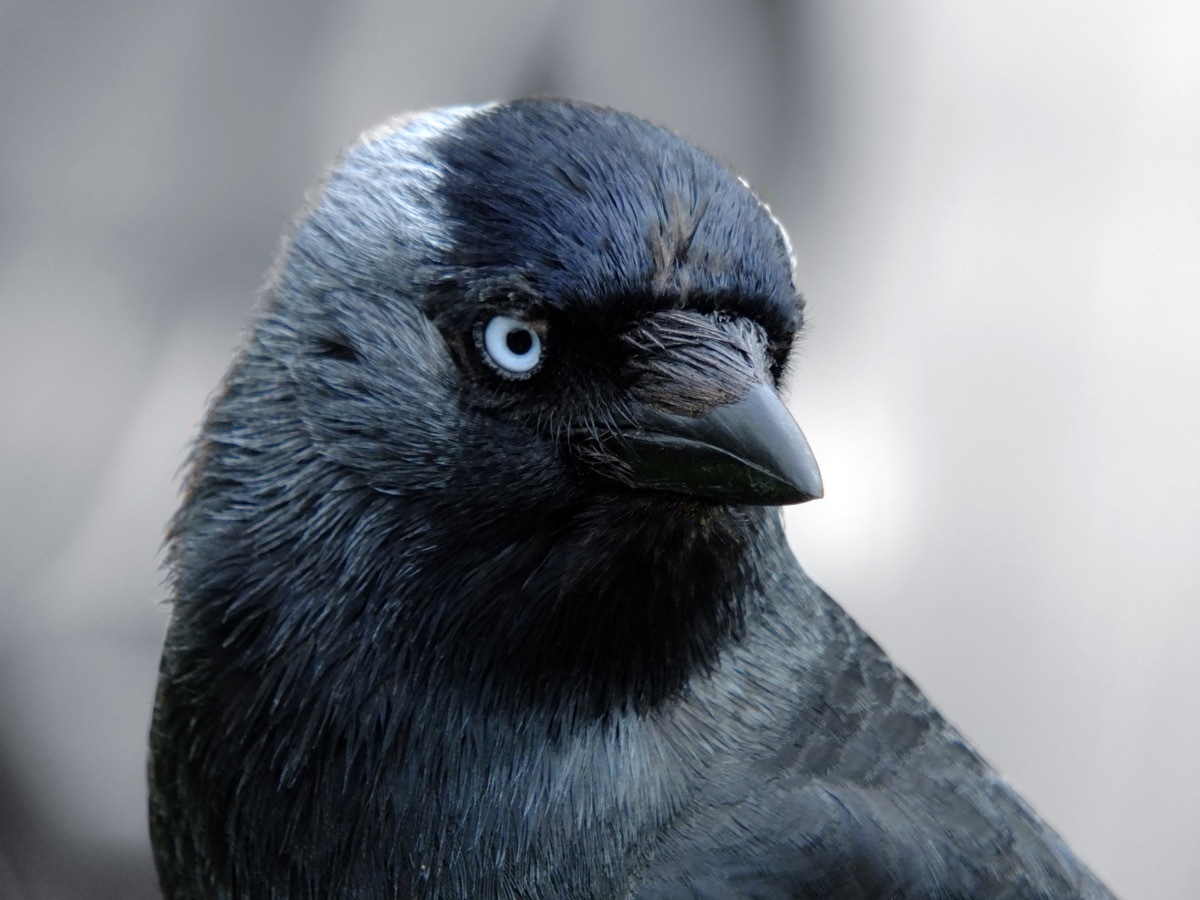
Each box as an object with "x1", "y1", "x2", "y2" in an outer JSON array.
[{"x1": 481, "y1": 315, "x2": 544, "y2": 377}]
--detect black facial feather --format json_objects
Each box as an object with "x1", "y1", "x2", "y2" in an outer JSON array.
[{"x1": 149, "y1": 99, "x2": 1113, "y2": 899}]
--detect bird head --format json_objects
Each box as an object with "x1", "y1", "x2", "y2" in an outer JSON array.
[
  {"x1": 171, "y1": 99, "x2": 824, "y2": 718},
  {"x1": 261, "y1": 99, "x2": 821, "y2": 523}
]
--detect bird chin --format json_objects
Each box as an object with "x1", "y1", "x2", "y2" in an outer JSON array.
[{"x1": 585, "y1": 479, "x2": 764, "y2": 531}]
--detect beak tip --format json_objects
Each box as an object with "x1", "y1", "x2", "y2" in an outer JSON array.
[{"x1": 780, "y1": 467, "x2": 823, "y2": 506}]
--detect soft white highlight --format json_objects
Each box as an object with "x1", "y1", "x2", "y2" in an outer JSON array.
[{"x1": 738, "y1": 174, "x2": 797, "y2": 279}]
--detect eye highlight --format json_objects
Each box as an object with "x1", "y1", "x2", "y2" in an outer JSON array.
[{"x1": 480, "y1": 315, "x2": 544, "y2": 377}]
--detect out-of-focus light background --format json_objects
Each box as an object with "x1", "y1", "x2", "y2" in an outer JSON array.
[{"x1": 1, "y1": 1, "x2": 1197, "y2": 897}]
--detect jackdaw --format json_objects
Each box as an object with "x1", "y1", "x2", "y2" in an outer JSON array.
[{"x1": 149, "y1": 98, "x2": 1114, "y2": 899}]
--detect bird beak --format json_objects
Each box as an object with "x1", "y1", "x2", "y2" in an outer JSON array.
[{"x1": 607, "y1": 383, "x2": 824, "y2": 506}]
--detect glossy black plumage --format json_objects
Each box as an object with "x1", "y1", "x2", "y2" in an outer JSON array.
[{"x1": 149, "y1": 99, "x2": 1114, "y2": 898}]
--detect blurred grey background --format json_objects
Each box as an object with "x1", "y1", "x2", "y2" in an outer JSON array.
[{"x1": 2, "y1": 1, "x2": 1198, "y2": 897}]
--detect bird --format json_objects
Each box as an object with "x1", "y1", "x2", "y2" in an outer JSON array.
[{"x1": 148, "y1": 98, "x2": 1114, "y2": 899}]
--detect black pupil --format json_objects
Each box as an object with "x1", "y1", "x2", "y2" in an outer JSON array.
[{"x1": 505, "y1": 328, "x2": 533, "y2": 355}]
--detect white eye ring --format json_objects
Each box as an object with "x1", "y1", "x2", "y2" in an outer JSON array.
[{"x1": 482, "y1": 315, "x2": 543, "y2": 376}]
